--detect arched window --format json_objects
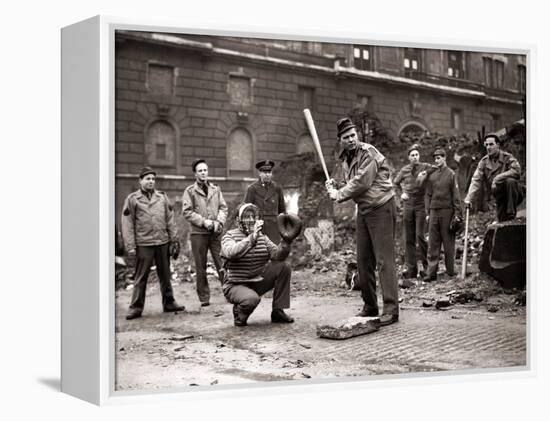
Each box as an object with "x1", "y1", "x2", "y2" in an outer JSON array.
[
  {"x1": 145, "y1": 120, "x2": 177, "y2": 167},
  {"x1": 296, "y1": 133, "x2": 315, "y2": 154},
  {"x1": 227, "y1": 127, "x2": 253, "y2": 177},
  {"x1": 398, "y1": 122, "x2": 428, "y2": 138}
]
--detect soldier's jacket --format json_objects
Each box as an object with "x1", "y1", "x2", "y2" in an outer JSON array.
[
  {"x1": 334, "y1": 142, "x2": 395, "y2": 215},
  {"x1": 465, "y1": 150, "x2": 521, "y2": 202},
  {"x1": 393, "y1": 162, "x2": 433, "y2": 208},
  {"x1": 181, "y1": 181, "x2": 228, "y2": 234},
  {"x1": 243, "y1": 180, "x2": 286, "y2": 218},
  {"x1": 121, "y1": 189, "x2": 177, "y2": 252},
  {"x1": 425, "y1": 166, "x2": 462, "y2": 216}
]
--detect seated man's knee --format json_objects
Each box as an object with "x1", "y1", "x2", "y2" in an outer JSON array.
[
  {"x1": 270, "y1": 260, "x2": 291, "y2": 276},
  {"x1": 240, "y1": 293, "x2": 261, "y2": 311}
]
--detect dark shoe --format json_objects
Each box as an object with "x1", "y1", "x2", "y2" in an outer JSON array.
[
  {"x1": 200, "y1": 301, "x2": 210, "y2": 307},
  {"x1": 356, "y1": 307, "x2": 379, "y2": 317},
  {"x1": 234, "y1": 318, "x2": 247, "y2": 327},
  {"x1": 422, "y1": 274, "x2": 437, "y2": 283},
  {"x1": 233, "y1": 305, "x2": 249, "y2": 327},
  {"x1": 379, "y1": 314, "x2": 399, "y2": 326},
  {"x1": 163, "y1": 301, "x2": 186, "y2": 313},
  {"x1": 271, "y1": 309, "x2": 294, "y2": 323},
  {"x1": 125, "y1": 308, "x2": 142, "y2": 320},
  {"x1": 419, "y1": 270, "x2": 427, "y2": 279}
]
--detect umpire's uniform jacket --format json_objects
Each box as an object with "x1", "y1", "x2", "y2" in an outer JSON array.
[{"x1": 244, "y1": 180, "x2": 286, "y2": 243}]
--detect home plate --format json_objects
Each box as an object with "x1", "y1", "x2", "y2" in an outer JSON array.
[{"x1": 316, "y1": 316, "x2": 380, "y2": 339}]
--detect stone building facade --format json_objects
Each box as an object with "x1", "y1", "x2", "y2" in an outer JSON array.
[{"x1": 115, "y1": 31, "x2": 526, "y2": 217}]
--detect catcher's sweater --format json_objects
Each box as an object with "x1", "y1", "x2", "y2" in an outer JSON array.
[{"x1": 221, "y1": 229, "x2": 290, "y2": 286}]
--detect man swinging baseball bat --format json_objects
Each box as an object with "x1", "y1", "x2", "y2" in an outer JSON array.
[{"x1": 303, "y1": 110, "x2": 399, "y2": 326}]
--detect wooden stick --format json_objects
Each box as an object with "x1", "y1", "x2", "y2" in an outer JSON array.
[{"x1": 461, "y1": 206, "x2": 470, "y2": 279}]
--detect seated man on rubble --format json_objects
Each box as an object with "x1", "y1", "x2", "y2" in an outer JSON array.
[
  {"x1": 464, "y1": 134, "x2": 524, "y2": 222},
  {"x1": 221, "y1": 203, "x2": 302, "y2": 327}
]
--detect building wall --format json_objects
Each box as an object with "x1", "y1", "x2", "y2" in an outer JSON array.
[{"x1": 114, "y1": 33, "x2": 525, "y2": 218}]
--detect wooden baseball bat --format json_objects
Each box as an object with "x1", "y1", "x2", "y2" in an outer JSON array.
[{"x1": 303, "y1": 108, "x2": 330, "y2": 181}]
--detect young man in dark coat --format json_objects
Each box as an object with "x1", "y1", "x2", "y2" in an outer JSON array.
[
  {"x1": 420, "y1": 148, "x2": 462, "y2": 282},
  {"x1": 243, "y1": 160, "x2": 286, "y2": 243}
]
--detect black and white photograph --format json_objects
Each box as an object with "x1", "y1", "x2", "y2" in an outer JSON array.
[
  {"x1": 113, "y1": 29, "x2": 528, "y2": 391},
  {"x1": 6, "y1": 0, "x2": 550, "y2": 418}
]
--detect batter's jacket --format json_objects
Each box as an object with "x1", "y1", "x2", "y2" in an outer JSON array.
[
  {"x1": 465, "y1": 150, "x2": 521, "y2": 203},
  {"x1": 182, "y1": 181, "x2": 228, "y2": 234},
  {"x1": 334, "y1": 142, "x2": 395, "y2": 214},
  {"x1": 121, "y1": 189, "x2": 178, "y2": 252}
]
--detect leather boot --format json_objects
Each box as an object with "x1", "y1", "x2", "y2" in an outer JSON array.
[
  {"x1": 163, "y1": 301, "x2": 186, "y2": 313},
  {"x1": 355, "y1": 306, "x2": 379, "y2": 317},
  {"x1": 126, "y1": 308, "x2": 142, "y2": 320},
  {"x1": 271, "y1": 309, "x2": 294, "y2": 323},
  {"x1": 233, "y1": 305, "x2": 249, "y2": 327}
]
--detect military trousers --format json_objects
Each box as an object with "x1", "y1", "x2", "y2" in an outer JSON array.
[
  {"x1": 356, "y1": 198, "x2": 399, "y2": 316},
  {"x1": 492, "y1": 178, "x2": 524, "y2": 222},
  {"x1": 129, "y1": 243, "x2": 175, "y2": 311},
  {"x1": 190, "y1": 233, "x2": 223, "y2": 304},
  {"x1": 426, "y1": 208, "x2": 456, "y2": 277},
  {"x1": 402, "y1": 205, "x2": 428, "y2": 274}
]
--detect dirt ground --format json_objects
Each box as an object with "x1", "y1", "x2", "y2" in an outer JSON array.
[{"x1": 115, "y1": 265, "x2": 527, "y2": 392}]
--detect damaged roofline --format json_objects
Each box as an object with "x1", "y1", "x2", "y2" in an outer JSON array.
[{"x1": 118, "y1": 31, "x2": 522, "y2": 105}]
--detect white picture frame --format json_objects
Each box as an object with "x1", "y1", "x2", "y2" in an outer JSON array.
[{"x1": 61, "y1": 15, "x2": 534, "y2": 406}]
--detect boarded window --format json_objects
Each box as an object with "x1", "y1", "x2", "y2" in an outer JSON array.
[
  {"x1": 451, "y1": 109, "x2": 463, "y2": 130},
  {"x1": 483, "y1": 57, "x2": 493, "y2": 87},
  {"x1": 296, "y1": 133, "x2": 314, "y2": 154},
  {"x1": 228, "y1": 75, "x2": 252, "y2": 106},
  {"x1": 298, "y1": 86, "x2": 314, "y2": 111},
  {"x1": 227, "y1": 128, "x2": 253, "y2": 176},
  {"x1": 494, "y1": 60, "x2": 504, "y2": 89},
  {"x1": 483, "y1": 58, "x2": 505, "y2": 89},
  {"x1": 491, "y1": 114, "x2": 501, "y2": 132},
  {"x1": 145, "y1": 120, "x2": 176, "y2": 167},
  {"x1": 148, "y1": 64, "x2": 174, "y2": 95}
]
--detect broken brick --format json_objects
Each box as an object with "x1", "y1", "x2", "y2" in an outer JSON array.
[{"x1": 317, "y1": 316, "x2": 380, "y2": 339}]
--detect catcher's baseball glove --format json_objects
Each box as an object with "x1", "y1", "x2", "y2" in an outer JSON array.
[{"x1": 277, "y1": 213, "x2": 303, "y2": 242}]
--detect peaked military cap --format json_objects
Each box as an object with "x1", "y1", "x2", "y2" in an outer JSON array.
[
  {"x1": 433, "y1": 148, "x2": 447, "y2": 157},
  {"x1": 255, "y1": 160, "x2": 275, "y2": 171}
]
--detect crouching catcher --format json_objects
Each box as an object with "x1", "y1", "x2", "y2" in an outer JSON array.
[{"x1": 221, "y1": 203, "x2": 302, "y2": 326}]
